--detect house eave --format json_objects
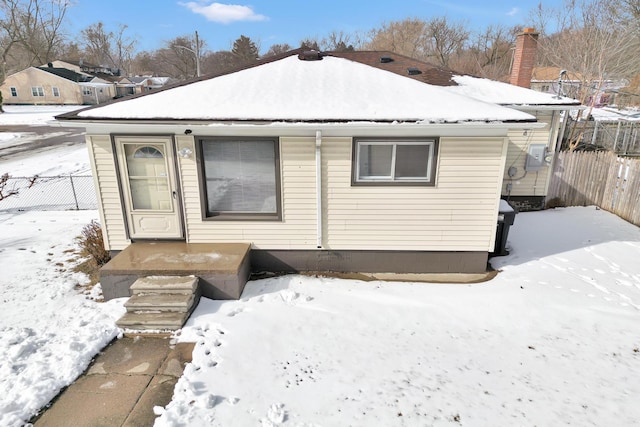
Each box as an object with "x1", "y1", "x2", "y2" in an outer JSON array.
[
  {"x1": 52, "y1": 117, "x2": 545, "y2": 137},
  {"x1": 509, "y1": 103, "x2": 584, "y2": 111}
]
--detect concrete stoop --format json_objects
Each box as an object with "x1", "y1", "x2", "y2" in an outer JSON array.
[{"x1": 116, "y1": 276, "x2": 200, "y2": 332}]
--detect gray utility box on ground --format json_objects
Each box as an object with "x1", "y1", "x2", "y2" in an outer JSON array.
[{"x1": 492, "y1": 199, "x2": 516, "y2": 257}]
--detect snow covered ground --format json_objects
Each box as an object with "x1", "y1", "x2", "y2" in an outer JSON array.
[
  {"x1": 0, "y1": 210, "x2": 125, "y2": 426},
  {"x1": 156, "y1": 207, "x2": 640, "y2": 427},
  {"x1": 0, "y1": 105, "x2": 81, "y2": 126},
  {"x1": 1, "y1": 106, "x2": 639, "y2": 426},
  {"x1": 0, "y1": 106, "x2": 125, "y2": 426}
]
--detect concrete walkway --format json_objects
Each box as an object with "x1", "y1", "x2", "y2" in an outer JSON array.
[{"x1": 33, "y1": 336, "x2": 194, "y2": 427}]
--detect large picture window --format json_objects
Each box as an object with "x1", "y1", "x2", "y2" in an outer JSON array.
[
  {"x1": 200, "y1": 138, "x2": 281, "y2": 220},
  {"x1": 353, "y1": 138, "x2": 438, "y2": 185}
]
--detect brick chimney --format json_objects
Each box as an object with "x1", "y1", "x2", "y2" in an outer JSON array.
[{"x1": 510, "y1": 28, "x2": 538, "y2": 88}]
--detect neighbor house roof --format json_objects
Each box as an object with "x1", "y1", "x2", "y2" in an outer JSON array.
[
  {"x1": 38, "y1": 67, "x2": 93, "y2": 83},
  {"x1": 61, "y1": 51, "x2": 535, "y2": 124},
  {"x1": 331, "y1": 51, "x2": 580, "y2": 107},
  {"x1": 532, "y1": 66, "x2": 584, "y2": 82}
]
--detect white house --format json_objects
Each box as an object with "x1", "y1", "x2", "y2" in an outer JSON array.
[
  {"x1": 57, "y1": 50, "x2": 543, "y2": 299},
  {"x1": 332, "y1": 49, "x2": 581, "y2": 211}
]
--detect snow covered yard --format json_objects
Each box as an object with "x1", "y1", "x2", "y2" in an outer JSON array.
[
  {"x1": 157, "y1": 207, "x2": 640, "y2": 427},
  {"x1": 0, "y1": 105, "x2": 124, "y2": 426},
  {"x1": 1, "y1": 105, "x2": 639, "y2": 426},
  {"x1": 0, "y1": 210, "x2": 125, "y2": 426},
  {"x1": 0, "y1": 105, "x2": 81, "y2": 126}
]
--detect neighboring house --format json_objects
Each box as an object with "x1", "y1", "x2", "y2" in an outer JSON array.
[
  {"x1": 332, "y1": 47, "x2": 582, "y2": 211},
  {"x1": 50, "y1": 59, "x2": 119, "y2": 77},
  {"x1": 531, "y1": 66, "x2": 626, "y2": 108},
  {"x1": 1, "y1": 59, "x2": 171, "y2": 105},
  {"x1": 57, "y1": 49, "x2": 542, "y2": 297},
  {"x1": 130, "y1": 76, "x2": 173, "y2": 93},
  {"x1": 1, "y1": 66, "x2": 88, "y2": 105}
]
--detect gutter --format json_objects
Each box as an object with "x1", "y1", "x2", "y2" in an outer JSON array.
[
  {"x1": 315, "y1": 130, "x2": 323, "y2": 248},
  {"x1": 50, "y1": 119, "x2": 547, "y2": 137}
]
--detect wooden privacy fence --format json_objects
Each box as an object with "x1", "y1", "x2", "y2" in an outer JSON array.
[{"x1": 548, "y1": 151, "x2": 640, "y2": 226}]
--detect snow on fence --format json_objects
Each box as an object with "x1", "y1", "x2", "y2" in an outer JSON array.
[
  {"x1": 0, "y1": 175, "x2": 97, "y2": 212},
  {"x1": 548, "y1": 151, "x2": 640, "y2": 226}
]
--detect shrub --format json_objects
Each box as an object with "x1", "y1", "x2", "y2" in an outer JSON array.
[{"x1": 77, "y1": 220, "x2": 111, "y2": 267}]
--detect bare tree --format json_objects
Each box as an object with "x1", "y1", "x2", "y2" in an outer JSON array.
[
  {"x1": 425, "y1": 17, "x2": 469, "y2": 67},
  {"x1": 0, "y1": 173, "x2": 18, "y2": 200},
  {"x1": 320, "y1": 30, "x2": 364, "y2": 51},
  {"x1": 365, "y1": 17, "x2": 469, "y2": 65},
  {"x1": 0, "y1": 0, "x2": 69, "y2": 79},
  {"x1": 263, "y1": 43, "x2": 292, "y2": 57},
  {"x1": 365, "y1": 18, "x2": 429, "y2": 60},
  {"x1": 80, "y1": 22, "x2": 136, "y2": 74},
  {"x1": 139, "y1": 34, "x2": 205, "y2": 79},
  {"x1": 453, "y1": 25, "x2": 516, "y2": 80},
  {"x1": 534, "y1": 0, "x2": 640, "y2": 148},
  {"x1": 299, "y1": 38, "x2": 320, "y2": 51}
]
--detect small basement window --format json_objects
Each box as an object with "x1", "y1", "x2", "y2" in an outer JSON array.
[{"x1": 353, "y1": 138, "x2": 438, "y2": 185}]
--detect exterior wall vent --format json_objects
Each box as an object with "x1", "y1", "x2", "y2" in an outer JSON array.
[
  {"x1": 407, "y1": 67, "x2": 422, "y2": 75},
  {"x1": 380, "y1": 56, "x2": 394, "y2": 63},
  {"x1": 298, "y1": 50, "x2": 324, "y2": 61}
]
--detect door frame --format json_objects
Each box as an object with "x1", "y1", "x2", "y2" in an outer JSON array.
[{"x1": 112, "y1": 134, "x2": 185, "y2": 241}]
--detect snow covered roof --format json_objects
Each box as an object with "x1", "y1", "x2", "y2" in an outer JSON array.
[
  {"x1": 61, "y1": 52, "x2": 536, "y2": 124},
  {"x1": 331, "y1": 51, "x2": 580, "y2": 108},
  {"x1": 446, "y1": 75, "x2": 581, "y2": 107}
]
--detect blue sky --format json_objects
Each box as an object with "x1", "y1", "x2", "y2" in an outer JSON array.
[{"x1": 65, "y1": 1, "x2": 556, "y2": 53}]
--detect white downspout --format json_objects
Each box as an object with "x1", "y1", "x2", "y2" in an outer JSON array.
[{"x1": 315, "y1": 130, "x2": 323, "y2": 248}]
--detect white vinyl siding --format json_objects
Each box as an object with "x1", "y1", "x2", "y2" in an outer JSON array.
[
  {"x1": 177, "y1": 136, "x2": 317, "y2": 248},
  {"x1": 503, "y1": 110, "x2": 555, "y2": 196},
  {"x1": 323, "y1": 137, "x2": 504, "y2": 251},
  {"x1": 95, "y1": 132, "x2": 505, "y2": 252},
  {"x1": 87, "y1": 135, "x2": 130, "y2": 250}
]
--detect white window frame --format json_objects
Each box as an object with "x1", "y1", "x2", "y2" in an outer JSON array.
[
  {"x1": 10, "y1": 87, "x2": 17, "y2": 97},
  {"x1": 31, "y1": 86, "x2": 45, "y2": 97},
  {"x1": 82, "y1": 87, "x2": 92, "y2": 96},
  {"x1": 52, "y1": 87, "x2": 60, "y2": 97},
  {"x1": 353, "y1": 138, "x2": 438, "y2": 185}
]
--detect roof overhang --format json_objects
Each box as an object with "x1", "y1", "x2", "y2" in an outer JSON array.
[
  {"x1": 509, "y1": 104, "x2": 585, "y2": 111},
  {"x1": 52, "y1": 117, "x2": 546, "y2": 137}
]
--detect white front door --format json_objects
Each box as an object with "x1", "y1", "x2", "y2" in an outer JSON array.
[{"x1": 115, "y1": 136, "x2": 183, "y2": 239}]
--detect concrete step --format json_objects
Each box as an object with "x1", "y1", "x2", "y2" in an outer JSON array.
[
  {"x1": 130, "y1": 276, "x2": 198, "y2": 295},
  {"x1": 116, "y1": 311, "x2": 189, "y2": 331},
  {"x1": 124, "y1": 293, "x2": 195, "y2": 313}
]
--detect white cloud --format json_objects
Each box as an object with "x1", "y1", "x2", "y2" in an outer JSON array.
[
  {"x1": 179, "y1": 2, "x2": 268, "y2": 24},
  {"x1": 506, "y1": 7, "x2": 519, "y2": 16}
]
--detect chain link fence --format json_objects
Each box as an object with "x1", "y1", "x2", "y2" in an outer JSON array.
[
  {"x1": 565, "y1": 119, "x2": 640, "y2": 155},
  {"x1": 0, "y1": 175, "x2": 98, "y2": 212}
]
